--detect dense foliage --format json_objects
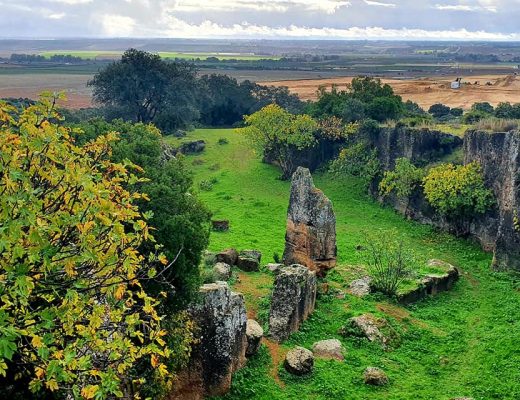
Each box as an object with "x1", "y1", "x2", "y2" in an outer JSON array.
[
  {"x1": 329, "y1": 141, "x2": 380, "y2": 188},
  {"x1": 242, "y1": 104, "x2": 318, "y2": 179},
  {"x1": 379, "y1": 158, "x2": 425, "y2": 200},
  {"x1": 422, "y1": 162, "x2": 495, "y2": 217},
  {"x1": 0, "y1": 95, "x2": 184, "y2": 399}
]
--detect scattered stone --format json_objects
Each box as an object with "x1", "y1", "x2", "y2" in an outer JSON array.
[
  {"x1": 245, "y1": 319, "x2": 264, "y2": 357},
  {"x1": 311, "y1": 339, "x2": 345, "y2": 361},
  {"x1": 161, "y1": 143, "x2": 178, "y2": 162},
  {"x1": 213, "y1": 262, "x2": 232, "y2": 281},
  {"x1": 237, "y1": 250, "x2": 262, "y2": 272},
  {"x1": 269, "y1": 264, "x2": 317, "y2": 342},
  {"x1": 283, "y1": 167, "x2": 337, "y2": 277},
  {"x1": 364, "y1": 367, "x2": 389, "y2": 386},
  {"x1": 341, "y1": 314, "x2": 388, "y2": 348},
  {"x1": 212, "y1": 220, "x2": 230, "y2": 232},
  {"x1": 170, "y1": 282, "x2": 247, "y2": 399},
  {"x1": 172, "y1": 129, "x2": 187, "y2": 138},
  {"x1": 179, "y1": 140, "x2": 206, "y2": 154},
  {"x1": 284, "y1": 347, "x2": 314, "y2": 376},
  {"x1": 216, "y1": 248, "x2": 239, "y2": 266},
  {"x1": 266, "y1": 263, "x2": 284, "y2": 274},
  {"x1": 349, "y1": 276, "x2": 372, "y2": 297}
]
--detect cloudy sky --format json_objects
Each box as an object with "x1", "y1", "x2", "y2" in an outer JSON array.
[{"x1": 1, "y1": 0, "x2": 519, "y2": 40}]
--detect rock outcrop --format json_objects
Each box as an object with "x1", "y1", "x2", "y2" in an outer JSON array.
[
  {"x1": 245, "y1": 319, "x2": 263, "y2": 357},
  {"x1": 237, "y1": 250, "x2": 261, "y2": 272},
  {"x1": 179, "y1": 140, "x2": 206, "y2": 154},
  {"x1": 269, "y1": 264, "x2": 317, "y2": 342},
  {"x1": 364, "y1": 367, "x2": 389, "y2": 386},
  {"x1": 216, "y1": 248, "x2": 239, "y2": 266},
  {"x1": 283, "y1": 167, "x2": 337, "y2": 276},
  {"x1": 341, "y1": 314, "x2": 389, "y2": 348},
  {"x1": 284, "y1": 347, "x2": 314, "y2": 375},
  {"x1": 170, "y1": 282, "x2": 247, "y2": 399},
  {"x1": 312, "y1": 339, "x2": 345, "y2": 361}
]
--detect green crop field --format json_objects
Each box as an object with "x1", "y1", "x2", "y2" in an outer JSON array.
[
  {"x1": 39, "y1": 50, "x2": 280, "y2": 61},
  {"x1": 165, "y1": 128, "x2": 520, "y2": 400}
]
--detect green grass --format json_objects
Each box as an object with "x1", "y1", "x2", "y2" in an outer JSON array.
[
  {"x1": 166, "y1": 129, "x2": 520, "y2": 400},
  {"x1": 39, "y1": 51, "x2": 279, "y2": 61}
]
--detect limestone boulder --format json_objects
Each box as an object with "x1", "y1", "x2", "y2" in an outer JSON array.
[
  {"x1": 213, "y1": 262, "x2": 232, "y2": 281},
  {"x1": 237, "y1": 250, "x2": 261, "y2": 272},
  {"x1": 340, "y1": 314, "x2": 389, "y2": 348},
  {"x1": 312, "y1": 339, "x2": 345, "y2": 361},
  {"x1": 283, "y1": 167, "x2": 336, "y2": 276},
  {"x1": 266, "y1": 263, "x2": 284, "y2": 274},
  {"x1": 170, "y1": 282, "x2": 247, "y2": 399},
  {"x1": 269, "y1": 264, "x2": 317, "y2": 342},
  {"x1": 245, "y1": 319, "x2": 264, "y2": 357},
  {"x1": 216, "y1": 248, "x2": 239, "y2": 266},
  {"x1": 349, "y1": 276, "x2": 372, "y2": 297},
  {"x1": 179, "y1": 140, "x2": 205, "y2": 154},
  {"x1": 284, "y1": 347, "x2": 314, "y2": 376},
  {"x1": 364, "y1": 367, "x2": 389, "y2": 386}
]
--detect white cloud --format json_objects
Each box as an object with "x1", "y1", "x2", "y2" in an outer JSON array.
[
  {"x1": 47, "y1": 12, "x2": 66, "y2": 19},
  {"x1": 435, "y1": 3, "x2": 498, "y2": 12},
  {"x1": 101, "y1": 14, "x2": 136, "y2": 37},
  {"x1": 364, "y1": 0, "x2": 396, "y2": 7}
]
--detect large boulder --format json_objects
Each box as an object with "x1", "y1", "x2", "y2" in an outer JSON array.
[
  {"x1": 269, "y1": 264, "x2": 317, "y2": 342},
  {"x1": 213, "y1": 262, "x2": 232, "y2": 281},
  {"x1": 216, "y1": 248, "x2": 239, "y2": 266},
  {"x1": 170, "y1": 282, "x2": 247, "y2": 399},
  {"x1": 341, "y1": 314, "x2": 389, "y2": 348},
  {"x1": 237, "y1": 250, "x2": 261, "y2": 272},
  {"x1": 364, "y1": 367, "x2": 389, "y2": 386},
  {"x1": 312, "y1": 339, "x2": 345, "y2": 361},
  {"x1": 283, "y1": 167, "x2": 337, "y2": 276},
  {"x1": 245, "y1": 319, "x2": 264, "y2": 357},
  {"x1": 349, "y1": 276, "x2": 372, "y2": 297},
  {"x1": 284, "y1": 347, "x2": 314, "y2": 376},
  {"x1": 179, "y1": 140, "x2": 206, "y2": 154}
]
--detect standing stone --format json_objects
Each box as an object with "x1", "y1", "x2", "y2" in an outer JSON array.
[
  {"x1": 170, "y1": 282, "x2": 247, "y2": 399},
  {"x1": 269, "y1": 264, "x2": 317, "y2": 342},
  {"x1": 283, "y1": 167, "x2": 337, "y2": 276},
  {"x1": 216, "y1": 248, "x2": 239, "y2": 266},
  {"x1": 284, "y1": 347, "x2": 314, "y2": 376},
  {"x1": 245, "y1": 319, "x2": 264, "y2": 357},
  {"x1": 237, "y1": 250, "x2": 262, "y2": 272}
]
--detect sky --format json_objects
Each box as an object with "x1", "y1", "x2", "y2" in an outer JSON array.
[{"x1": 1, "y1": 0, "x2": 520, "y2": 40}]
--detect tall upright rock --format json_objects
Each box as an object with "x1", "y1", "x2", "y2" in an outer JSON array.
[
  {"x1": 170, "y1": 282, "x2": 247, "y2": 399},
  {"x1": 269, "y1": 264, "x2": 317, "y2": 342},
  {"x1": 283, "y1": 167, "x2": 337, "y2": 276}
]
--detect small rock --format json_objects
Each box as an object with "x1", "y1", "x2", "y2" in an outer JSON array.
[
  {"x1": 364, "y1": 367, "x2": 389, "y2": 386},
  {"x1": 284, "y1": 347, "x2": 314, "y2": 376},
  {"x1": 237, "y1": 250, "x2": 262, "y2": 272},
  {"x1": 341, "y1": 314, "x2": 388, "y2": 347},
  {"x1": 245, "y1": 319, "x2": 264, "y2": 357},
  {"x1": 179, "y1": 140, "x2": 205, "y2": 154},
  {"x1": 312, "y1": 339, "x2": 345, "y2": 361},
  {"x1": 213, "y1": 262, "x2": 232, "y2": 281},
  {"x1": 216, "y1": 248, "x2": 239, "y2": 266},
  {"x1": 266, "y1": 263, "x2": 284, "y2": 274},
  {"x1": 349, "y1": 276, "x2": 372, "y2": 297},
  {"x1": 212, "y1": 220, "x2": 230, "y2": 232}
]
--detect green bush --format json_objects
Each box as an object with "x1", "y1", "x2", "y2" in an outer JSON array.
[
  {"x1": 379, "y1": 158, "x2": 425, "y2": 199},
  {"x1": 422, "y1": 162, "x2": 495, "y2": 217},
  {"x1": 330, "y1": 141, "x2": 381, "y2": 188}
]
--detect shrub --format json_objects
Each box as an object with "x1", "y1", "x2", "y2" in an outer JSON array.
[
  {"x1": 450, "y1": 107, "x2": 464, "y2": 117},
  {"x1": 429, "y1": 103, "x2": 451, "y2": 118},
  {"x1": 422, "y1": 162, "x2": 495, "y2": 217},
  {"x1": 379, "y1": 158, "x2": 425, "y2": 199},
  {"x1": 472, "y1": 102, "x2": 494, "y2": 114},
  {"x1": 218, "y1": 137, "x2": 229, "y2": 145},
  {"x1": 330, "y1": 141, "x2": 381, "y2": 188},
  {"x1": 364, "y1": 234, "x2": 416, "y2": 296},
  {"x1": 199, "y1": 178, "x2": 217, "y2": 191},
  {"x1": 462, "y1": 110, "x2": 488, "y2": 124}
]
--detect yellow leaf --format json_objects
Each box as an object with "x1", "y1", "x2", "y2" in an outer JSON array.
[
  {"x1": 31, "y1": 336, "x2": 44, "y2": 349},
  {"x1": 151, "y1": 354, "x2": 159, "y2": 368},
  {"x1": 81, "y1": 385, "x2": 99, "y2": 399},
  {"x1": 46, "y1": 379, "x2": 59, "y2": 391},
  {"x1": 35, "y1": 367, "x2": 45, "y2": 379},
  {"x1": 114, "y1": 284, "x2": 126, "y2": 300}
]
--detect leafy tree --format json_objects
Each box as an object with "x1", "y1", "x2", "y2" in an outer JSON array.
[
  {"x1": 366, "y1": 96, "x2": 403, "y2": 122},
  {"x1": 341, "y1": 98, "x2": 366, "y2": 123},
  {"x1": 88, "y1": 49, "x2": 199, "y2": 132},
  {"x1": 494, "y1": 102, "x2": 520, "y2": 119},
  {"x1": 74, "y1": 119, "x2": 211, "y2": 308},
  {"x1": 242, "y1": 104, "x2": 318, "y2": 180},
  {"x1": 462, "y1": 110, "x2": 489, "y2": 124},
  {"x1": 330, "y1": 141, "x2": 381, "y2": 188},
  {"x1": 403, "y1": 100, "x2": 427, "y2": 116},
  {"x1": 0, "y1": 95, "x2": 182, "y2": 398},
  {"x1": 450, "y1": 107, "x2": 464, "y2": 117},
  {"x1": 379, "y1": 158, "x2": 425, "y2": 211},
  {"x1": 307, "y1": 86, "x2": 350, "y2": 119},
  {"x1": 472, "y1": 102, "x2": 494, "y2": 114},
  {"x1": 428, "y1": 103, "x2": 451, "y2": 118},
  {"x1": 348, "y1": 76, "x2": 395, "y2": 103},
  {"x1": 422, "y1": 162, "x2": 495, "y2": 218}
]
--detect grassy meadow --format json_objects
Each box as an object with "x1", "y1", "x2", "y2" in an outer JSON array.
[{"x1": 165, "y1": 129, "x2": 520, "y2": 400}]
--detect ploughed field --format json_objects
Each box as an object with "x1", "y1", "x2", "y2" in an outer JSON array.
[{"x1": 164, "y1": 129, "x2": 520, "y2": 400}]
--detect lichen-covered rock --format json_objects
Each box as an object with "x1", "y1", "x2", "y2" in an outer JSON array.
[
  {"x1": 179, "y1": 140, "x2": 206, "y2": 154},
  {"x1": 312, "y1": 339, "x2": 345, "y2": 361},
  {"x1": 269, "y1": 264, "x2": 317, "y2": 342},
  {"x1": 266, "y1": 263, "x2": 284, "y2": 274},
  {"x1": 245, "y1": 319, "x2": 263, "y2": 357},
  {"x1": 237, "y1": 250, "x2": 261, "y2": 272},
  {"x1": 284, "y1": 347, "x2": 314, "y2": 376},
  {"x1": 213, "y1": 262, "x2": 232, "y2": 281},
  {"x1": 349, "y1": 276, "x2": 372, "y2": 297},
  {"x1": 216, "y1": 248, "x2": 239, "y2": 266},
  {"x1": 170, "y1": 282, "x2": 247, "y2": 399},
  {"x1": 341, "y1": 314, "x2": 388, "y2": 348},
  {"x1": 364, "y1": 367, "x2": 389, "y2": 386},
  {"x1": 283, "y1": 167, "x2": 337, "y2": 276}
]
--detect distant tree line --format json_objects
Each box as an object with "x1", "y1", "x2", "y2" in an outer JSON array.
[
  {"x1": 9, "y1": 53, "x2": 86, "y2": 63},
  {"x1": 88, "y1": 49, "x2": 305, "y2": 133}
]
